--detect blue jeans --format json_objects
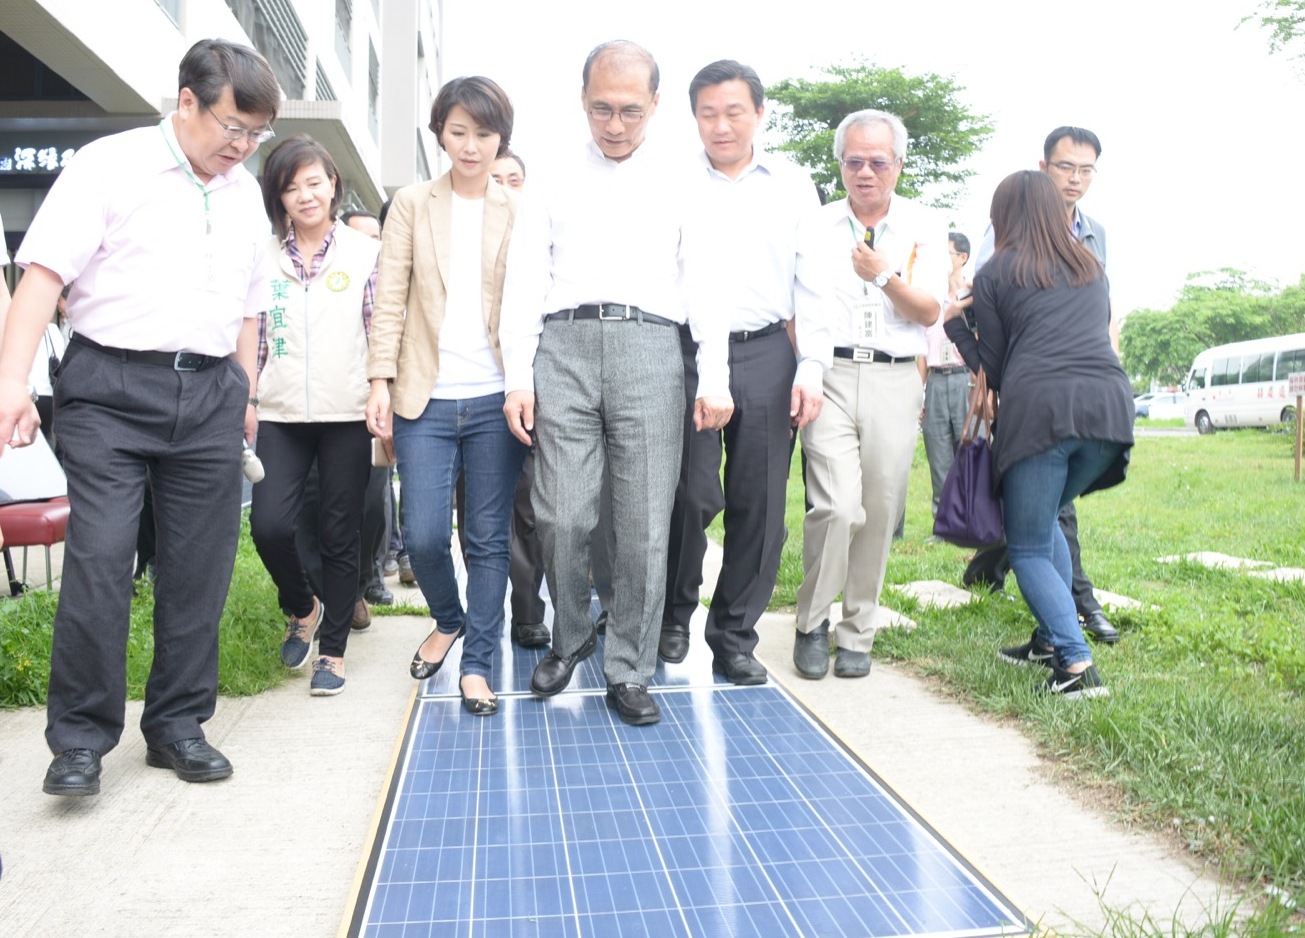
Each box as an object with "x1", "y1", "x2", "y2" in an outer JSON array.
[
  {"x1": 1002, "y1": 438, "x2": 1125, "y2": 668},
  {"x1": 393, "y1": 394, "x2": 526, "y2": 680}
]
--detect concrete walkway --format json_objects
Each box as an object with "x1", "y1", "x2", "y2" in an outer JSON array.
[{"x1": 0, "y1": 545, "x2": 1230, "y2": 936}]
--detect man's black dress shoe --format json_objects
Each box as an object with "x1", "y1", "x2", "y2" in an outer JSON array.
[
  {"x1": 145, "y1": 737, "x2": 232, "y2": 783},
  {"x1": 595, "y1": 610, "x2": 608, "y2": 635},
  {"x1": 605, "y1": 683, "x2": 661, "y2": 726},
  {"x1": 1082, "y1": 611, "x2": 1120, "y2": 644},
  {"x1": 530, "y1": 628, "x2": 597, "y2": 697},
  {"x1": 511, "y1": 621, "x2": 550, "y2": 648},
  {"x1": 793, "y1": 619, "x2": 831, "y2": 679},
  {"x1": 658, "y1": 625, "x2": 690, "y2": 663},
  {"x1": 364, "y1": 583, "x2": 394, "y2": 605},
  {"x1": 712, "y1": 652, "x2": 768, "y2": 685},
  {"x1": 44, "y1": 748, "x2": 102, "y2": 796}
]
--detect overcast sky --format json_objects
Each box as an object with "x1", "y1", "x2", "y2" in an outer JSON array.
[{"x1": 440, "y1": 0, "x2": 1305, "y2": 319}]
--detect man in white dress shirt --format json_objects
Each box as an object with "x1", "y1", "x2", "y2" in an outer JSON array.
[
  {"x1": 792, "y1": 109, "x2": 949, "y2": 680},
  {"x1": 500, "y1": 40, "x2": 732, "y2": 725},
  {"x1": 661, "y1": 60, "x2": 821, "y2": 684},
  {"x1": 0, "y1": 39, "x2": 279, "y2": 795}
]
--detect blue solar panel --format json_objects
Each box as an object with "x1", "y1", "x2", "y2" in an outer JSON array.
[{"x1": 351, "y1": 683, "x2": 1028, "y2": 937}]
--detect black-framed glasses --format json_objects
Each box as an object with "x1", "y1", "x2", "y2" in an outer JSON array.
[
  {"x1": 840, "y1": 157, "x2": 899, "y2": 175},
  {"x1": 204, "y1": 105, "x2": 276, "y2": 144},
  {"x1": 586, "y1": 104, "x2": 647, "y2": 125},
  {"x1": 1047, "y1": 161, "x2": 1096, "y2": 178}
]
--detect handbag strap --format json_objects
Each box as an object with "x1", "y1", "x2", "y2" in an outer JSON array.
[{"x1": 961, "y1": 368, "x2": 997, "y2": 443}]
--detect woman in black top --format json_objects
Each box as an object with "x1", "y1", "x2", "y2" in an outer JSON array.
[{"x1": 944, "y1": 171, "x2": 1133, "y2": 699}]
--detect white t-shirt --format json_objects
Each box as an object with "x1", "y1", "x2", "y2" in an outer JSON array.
[{"x1": 431, "y1": 192, "x2": 503, "y2": 399}]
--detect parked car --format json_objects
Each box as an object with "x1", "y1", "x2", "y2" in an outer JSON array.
[{"x1": 1137, "y1": 392, "x2": 1188, "y2": 420}]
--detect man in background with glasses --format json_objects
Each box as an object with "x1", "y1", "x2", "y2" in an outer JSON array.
[
  {"x1": 501, "y1": 40, "x2": 732, "y2": 726},
  {"x1": 0, "y1": 39, "x2": 280, "y2": 797},
  {"x1": 965, "y1": 125, "x2": 1121, "y2": 646},
  {"x1": 791, "y1": 109, "x2": 950, "y2": 681}
]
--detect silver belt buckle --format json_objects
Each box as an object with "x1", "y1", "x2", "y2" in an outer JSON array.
[
  {"x1": 851, "y1": 346, "x2": 875, "y2": 363},
  {"x1": 173, "y1": 351, "x2": 203, "y2": 372},
  {"x1": 598, "y1": 303, "x2": 630, "y2": 321}
]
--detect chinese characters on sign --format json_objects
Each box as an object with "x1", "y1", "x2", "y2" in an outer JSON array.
[{"x1": 0, "y1": 146, "x2": 76, "y2": 174}]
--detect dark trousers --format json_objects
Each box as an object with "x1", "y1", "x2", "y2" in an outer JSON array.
[
  {"x1": 963, "y1": 501, "x2": 1102, "y2": 617},
  {"x1": 45, "y1": 342, "x2": 247, "y2": 754},
  {"x1": 508, "y1": 449, "x2": 546, "y2": 625},
  {"x1": 296, "y1": 462, "x2": 389, "y2": 601},
  {"x1": 250, "y1": 421, "x2": 371, "y2": 659},
  {"x1": 664, "y1": 326, "x2": 795, "y2": 656}
]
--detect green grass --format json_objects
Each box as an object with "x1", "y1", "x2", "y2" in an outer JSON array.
[
  {"x1": 753, "y1": 428, "x2": 1305, "y2": 896},
  {"x1": 0, "y1": 514, "x2": 287, "y2": 708}
]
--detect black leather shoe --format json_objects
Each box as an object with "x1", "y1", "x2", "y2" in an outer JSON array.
[
  {"x1": 44, "y1": 748, "x2": 101, "y2": 796},
  {"x1": 145, "y1": 737, "x2": 232, "y2": 783},
  {"x1": 410, "y1": 625, "x2": 465, "y2": 680},
  {"x1": 793, "y1": 619, "x2": 831, "y2": 679},
  {"x1": 712, "y1": 652, "x2": 768, "y2": 685},
  {"x1": 530, "y1": 628, "x2": 597, "y2": 697},
  {"x1": 595, "y1": 610, "x2": 609, "y2": 634},
  {"x1": 658, "y1": 625, "x2": 690, "y2": 663},
  {"x1": 363, "y1": 583, "x2": 394, "y2": 605},
  {"x1": 833, "y1": 648, "x2": 872, "y2": 678},
  {"x1": 511, "y1": 621, "x2": 550, "y2": 648},
  {"x1": 1082, "y1": 611, "x2": 1120, "y2": 644},
  {"x1": 605, "y1": 683, "x2": 661, "y2": 726}
]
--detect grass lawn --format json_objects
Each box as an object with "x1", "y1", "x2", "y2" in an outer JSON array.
[{"x1": 730, "y1": 427, "x2": 1305, "y2": 899}]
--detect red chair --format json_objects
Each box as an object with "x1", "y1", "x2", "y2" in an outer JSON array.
[{"x1": 0, "y1": 496, "x2": 71, "y2": 595}]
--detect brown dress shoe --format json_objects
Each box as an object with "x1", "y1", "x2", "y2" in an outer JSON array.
[{"x1": 351, "y1": 598, "x2": 372, "y2": 631}]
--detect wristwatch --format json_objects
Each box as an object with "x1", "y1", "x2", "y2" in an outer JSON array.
[
  {"x1": 872, "y1": 270, "x2": 893, "y2": 289},
  {"x1": 248, "y1": 396, "x2": 260, "y2": 407}
]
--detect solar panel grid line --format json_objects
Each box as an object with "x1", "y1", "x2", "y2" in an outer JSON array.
[{"x1": 540, "y1": 696, "x2": 587, "y2": 938}]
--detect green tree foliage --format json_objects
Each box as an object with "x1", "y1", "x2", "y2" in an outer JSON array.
[
  {"x1": 766, "y1": 63, "x2": 993, "y2": 208},
  {"x1": 1241, "y1": 0, "x2": 1305, "y2": 56},
  {"x1": 1120, "y1": 269, "x2": 1305, "y2": 386}
]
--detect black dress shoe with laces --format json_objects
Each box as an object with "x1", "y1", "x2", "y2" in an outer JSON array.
[
  {"x1": 658, "y1": 625, "x2": 690, "y2": 663},
  {"x1": 1081, "y1": 611, "x2": 1120, "y2": 644},
  {"x1": 44, "y1": 748, "x2": 102, "y2": 796},
  {"x1": 145, "y1": 737, "x2": 233, "y2": 782},
  {"x1": 605, "y1": 683, "x2": 661, "y2": 726},
  {"x1": 510, "y1": 621, "x2": 550, "y2": 648},
  {"x1": 530, "y1": 628, "x2": 597, "y2": 697},
  {"x1": 711, "y1": 652, "x2": 768, "y2": 685}
]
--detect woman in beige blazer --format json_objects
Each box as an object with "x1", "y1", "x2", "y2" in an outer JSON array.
[{"x1": 365, "y1": 77, "x2": 525, "y2": 716}]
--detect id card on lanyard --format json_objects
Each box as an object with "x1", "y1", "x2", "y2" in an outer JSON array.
[{"x1": 849, "y1": 216, "x2": 884, "y2": 344}]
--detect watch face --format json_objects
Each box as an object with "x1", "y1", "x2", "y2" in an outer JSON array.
[{"x1": 874, "y1": 272, "x2": 891, "y2": 287}]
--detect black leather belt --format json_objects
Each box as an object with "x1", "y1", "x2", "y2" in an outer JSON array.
[
  {"x1": 545, "y1": 304, "x2": 677, "y2": 328},
  {"x1": 834, "y1": 346, "x2": 915, "y2": 364},
  {"x1": 730, "y1": 321, "x2": 785, "y2": 342},
  {"x1": 71, "y1": 333, "x2": 224, "y2": 371},
  {"x1": 929, "y1": 365, "x2": 967, "y2": 374}
]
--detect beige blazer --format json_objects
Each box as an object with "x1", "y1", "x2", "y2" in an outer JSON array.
[{"x1": 367, "y1": 172, "x2": 517, "y2": 420}]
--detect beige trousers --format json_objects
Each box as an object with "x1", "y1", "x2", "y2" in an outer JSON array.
[{"x1": 797, "y1": 359, "x2": 922, "y2": 653}]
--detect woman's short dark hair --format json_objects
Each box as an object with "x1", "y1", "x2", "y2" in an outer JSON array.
[
  {"x1": 990, "y1": 170, "x2": 1101, "y2": 290},
  {"x1": 260, "y1": 134, "x2": 343, "y2": 241},
  {"x1": 178, "y1": 39, "x2": 281, "y2": 122},
  {"x1": 429, "y1": 76, "x2": 513, "y2": 158}
]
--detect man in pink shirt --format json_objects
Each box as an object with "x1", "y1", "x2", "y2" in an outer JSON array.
[{"x1": 0, "y1": 39, "x2": 280, "y2": 797}]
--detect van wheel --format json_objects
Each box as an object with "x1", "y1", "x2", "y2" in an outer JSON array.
[
  {"x1": 1195, "y1": 411, "x2": 1214, "y2": 434},
  {"x1": 1282, "y1": 406, "x2": 1297, "y2": 427}
]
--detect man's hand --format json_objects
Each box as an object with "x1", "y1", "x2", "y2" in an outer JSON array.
[
  {"x1": 0, "y1": 376, "x2": 40, "y2": 453},
  {"x1": 244, "y1": 404, "x2": 258, "y2": 447},
  {"x1": 943, "y1": 292, "x2": 973, "y2": 322},
  {"x1": 366, "y1": 380, "x2": 393, "y2": 440},
  {"x1": 693, "y1": 395, "x2": 733, "y2": 432},
  {"x1": 789, "y1": 384, "x2": 823, "y2": 431},
  {"x1": 850, "y1": 242, "x2": 891, "y2": 284},
  {"x1": 504, "y1": 390, "x2": 535, "y2": 446}
]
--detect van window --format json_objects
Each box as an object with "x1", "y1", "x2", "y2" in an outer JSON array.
[
  {"x1": 1211, "y1": 356, "x2": 1239, "y2": 387},
  {"x1": 1276, "y1": 348, "x2": 1305, "y2": 380},
  {"x1": 1242, "y1": 352, "x2": 1275, "y2": 383},
  {"x1": 1188, "y1": 369, "x2": 1206, "y2": 390}
]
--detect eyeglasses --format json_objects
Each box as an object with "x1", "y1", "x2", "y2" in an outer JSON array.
[
  {"x1": 586, "y1": 104, "x2": 647, "y2": 125},
  {"x1": 204, "y1": 105, "x2": 276, "y2": 144},
  {"x1": 840, "y1": 157, "x2": 899, "y2": 175},
  {"x1": 1047, "y1": 161, "x2": 1096, "y2": 178}
]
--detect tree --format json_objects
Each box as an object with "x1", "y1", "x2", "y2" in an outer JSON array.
[
  {"x1": 766, "y1": 62, "x2": 993, "y2": 208},
  {"x1": 1120, "y1": 270, "x2": 1305, "y2": 387},
  {"x1": 1241, "y1": 0, "x2": 1305, "y2": 57}
]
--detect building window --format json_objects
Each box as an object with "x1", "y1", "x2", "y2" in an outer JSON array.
[
  {"x1": 224, "y1": 0, "x2": 307, "y2": 99},
  {"x1": 0, "y1": 33, "x2": 90, "y2": 101},
  {"x1": 368, "y1": 41, "x2": 379, "y2": 140},
  {"x1": 315, "y1": 61, "x2": 336, "y2": 102},
  {"x1": 154, "y1": 0, "x2": 182, "y2": 27},
  {"x1": 335, "y1": 0, "x2": 352, "y2": 75}
]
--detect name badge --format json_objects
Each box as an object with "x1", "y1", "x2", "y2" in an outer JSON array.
[
  {"x1": 941, "y1": 341, "x2": 958, "y2": 366},
  {"x1": 854, "y1": 290, "x2": 884, "y2": 344}
]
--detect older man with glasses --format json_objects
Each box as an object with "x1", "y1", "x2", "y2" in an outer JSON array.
[
  {"x1": 0, "y1": 39, "x2": 280, "y2": 796},
  {"x1": 791, "y1": 108, "x2": 950, "y2": 681}
]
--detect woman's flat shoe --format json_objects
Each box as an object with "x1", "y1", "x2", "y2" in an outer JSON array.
[
  {"x1": 460, "y1": 683, "x2": 499, "y2": 716},
  {"x1": 409, "y1": 625, "x2": 465, "y2": 680}
]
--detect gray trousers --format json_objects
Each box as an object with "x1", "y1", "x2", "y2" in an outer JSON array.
[
  {"x1": 532, "y1": 318, "x2": 683, "y2": 686},
  {"x1": 46, "y1": 341, "x2": 247, "y2": 754},
  {"x1": 922, "y1": 368, "x2": 971, "y2": 515},
  {"x1": 664, "y1": 326, "x2": 794, "y2": 656}
]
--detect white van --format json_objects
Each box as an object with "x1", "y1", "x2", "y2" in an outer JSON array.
[{"x1": 1183, "y1": 333, "x2": 1305, "y2": 433}]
